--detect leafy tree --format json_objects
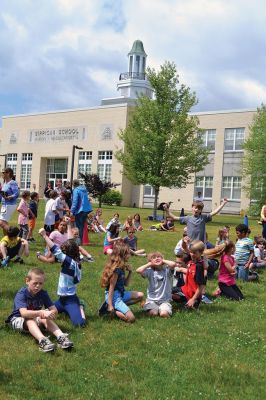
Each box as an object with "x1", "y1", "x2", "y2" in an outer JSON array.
[
  {"x1": 102, "y1": 189, "x2": 123, "y2": 206},
  {"x1": 116, "y1": 61, "x2": 209, "y2": 217},
  {"x1": 79, "y1": 173, "x2": 119, "y2": 208},
  {"x1": 243, "y1": 105, "x2": 266, "y2": 214}
]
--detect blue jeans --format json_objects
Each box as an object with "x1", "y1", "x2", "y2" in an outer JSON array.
[
  {"x1": 237, "y1": 264, "x2": 249, "y2": 281},
  {"x1": 74, "y1": 212, "x2": 88, "y2": 241},
  {"x1": 54, "y1": 294, "x2": 86, "y2": 327}
]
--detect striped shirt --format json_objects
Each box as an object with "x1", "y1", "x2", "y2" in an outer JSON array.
[
  {"x1": 235, "y1": 237, "x2": 253, "y2": 265},
  {"x1": 50, "y1": 245, "x2": 81, "y2": 296}
]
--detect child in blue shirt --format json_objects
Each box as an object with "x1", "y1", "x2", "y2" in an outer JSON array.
[
  {"x1": 6, "y1": 267, "x2": 73, "y2": 352},
  {"x1": 38, "y1": 228, "x2": 86, "y2": 327}
]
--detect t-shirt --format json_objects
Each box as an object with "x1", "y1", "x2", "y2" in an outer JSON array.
[
  {"x1": 17, "y1": 199, "x2": 28, "y2": 225},
  {"x1": 180, "y1": 214, "x2": 212, "y2": 242},
  {"x1": 107, "y1": 268, "x2": 125, "y2": 295},
  {"x1": 50, "y1": 245, "x2": 81, "y2": 296},
  {"x1": 6, "y1": 287, "x2": 53, "y2": 321},
  {"x1": 55, "y1": 197, "x2": 66, "y2": 219},
  {"x1": 1, "y1": 235, "x2": 21, "y2": 249},
  {"x1": 44, "y1": 198, "x2": 57, "y2": 225},
  {"x1": 181, "y1": 260, "x2": 205, "y2": 300},
  {"x1": 174, "y1": 239, "x2": 183, "y2": 255},
  {"x1": 124, "y1": 236, "x2": 137, "y2": 251},
  {"x1": 29, "y1": 200, "x2": 38, "y2": 219},
  {"x1": 142, "y1": 266, "x2": 173, "y2": 303},
  {"x1": 235, "y1": 237, "x2": 253, "y2": 265},
  {"x1": 218, "y1": 254, "x2": 236, "y2": 286},
  {"x1": 49, "y1": 230, "x2": 68, "y2": 247},
  {"x1": 254, "y1": 246, "x2": 263, "y2": 261}
]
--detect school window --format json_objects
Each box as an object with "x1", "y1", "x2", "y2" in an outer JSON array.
[
  {"x1": 97, "y1": 151, "x2": 112, "y2": 181},
  {"x1": 224, "y1": 128, "x2": 245, "y2": 151},
  {"x1": 222, "y1": 176, "x2": 242, "y2": 200},
  {"x1": 6, "y1": 153, "x2": 17, "y2": 176},
  {"x1": 20, "y1": 153, "x2": 33, "y2": 190},
  {"x1": 144, "y1": 185, "x2": 155, "y2": 197},
  {"x1": 78, "y1": 151, "x2": 92, "y2": 176},
  {"x1": 201, "y1": 129, "x2": 216, "y2": 151},
  {"x1": 195, "y1": 176, "x2": 213, "y2": 199}
]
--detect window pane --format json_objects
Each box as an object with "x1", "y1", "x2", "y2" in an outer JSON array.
[{"x1": 204, "y1": 188, "x2": 213, "y2": 198}]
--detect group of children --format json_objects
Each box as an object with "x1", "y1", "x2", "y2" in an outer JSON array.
[{"x1": 3, "y1": 196, "x2": 266, "y2": 354}]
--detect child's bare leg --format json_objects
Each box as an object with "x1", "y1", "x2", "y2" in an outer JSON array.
[
  {"x1": 0, "y1": 243, "x2": 7, "y2": 259},
  {"x1": 115, "y1": 309, "x2": 135, "y2": 323},
  {"x1": 147, "y1": 309, "x2": 159, "y2": 317},
  {"x1": 80, "y1": 305, "x2": 86, "y2": 320},
  {"x1": 42, "y1": 318, "x2": 63, "y2": 338},
  {"x1": 25, "y1": 319, "x2": 47, "y2": 341},
  {"x1": 20, "y1": 241, "x2": 29, "y2": 257},
  {"x1": 134, "y1": 249, "x2": 146, "y2": 256},
  {"x1": 0, "y1": 220, "x2": 9, "y2": 235},
  {"x1": 159, "y1": 310, "x2": 171, "y2": 318}
]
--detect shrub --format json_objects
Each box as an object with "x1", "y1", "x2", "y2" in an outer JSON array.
[{"x1": 101, "y1": 189, "x2": 123, "y2": 206}]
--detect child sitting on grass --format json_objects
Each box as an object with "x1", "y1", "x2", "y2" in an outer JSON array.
[
  {"x1": 218, "y1": 241, "x2": 244, "y2": 301},
  {"x1": 103, "y1": 223, "x2": 121, "y2": 255},
  {"x1": 136, "y1": 252, "x2": 176, "y2": 318},
  {"x1": 38, "y1": 228, "x2": 86, "y2": 327},
  {"x1": 99, "y1": 242, "x2": 144, "y2": 322},
  {"x1": 123, "y1": 228, "x2": 146, "y2": 257},
  {"x1": 250, "y1": 238, "x2": 266, "y2": 269},
  {"x1": 0, "y1": 226, "x2": 29, "y2": 266},
  {"x1": 235, "y1": 224, "x2": 254, "y2": 281},
  {"x1": 5, "y1": 268, "x2": 73, "y2": 352},
  {"x1": 172, "y1": 240, "x2": 206, "y2": 309}
]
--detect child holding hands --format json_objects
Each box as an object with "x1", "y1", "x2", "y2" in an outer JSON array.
[{"x1": 136, "y1": 252, "x2": 176, "y2": 318}]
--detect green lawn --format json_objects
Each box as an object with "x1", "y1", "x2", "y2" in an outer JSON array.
[{"x1": 0, "y1": 203, "x2": 265, "y2": 400}]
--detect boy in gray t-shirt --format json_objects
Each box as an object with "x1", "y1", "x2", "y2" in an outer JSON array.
[
  {"x1": 165, "y1": 198, "x2": 228, "y2": 243},
  {"x1": 136, "y1": 252, "x2": 176, "y2": 318}
]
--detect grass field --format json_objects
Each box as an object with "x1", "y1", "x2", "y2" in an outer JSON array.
[{"x1": 0, "y1": 203, "x2": 265, "y2": 400}]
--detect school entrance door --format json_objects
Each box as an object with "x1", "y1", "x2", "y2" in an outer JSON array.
[{"x1": 45, "y1": 158, "x2": 68, "y2": 187}]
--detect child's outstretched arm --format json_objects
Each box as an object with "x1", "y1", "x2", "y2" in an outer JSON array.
[
  {"x1": 164, "y1": 204, "x2": 180, "y2": 221},
  {"x1": 210, "y1": 198, "x2": 228, "y2": 216},
  {"x1": 136, "y1": 261, "x2": 151, "y2": 275},
  {"x1": 124, "y1": 265, "x2": 133, "y2": 286},
  {"x1": 39, "y1": 228, "x2": 55, "y2": 249}
]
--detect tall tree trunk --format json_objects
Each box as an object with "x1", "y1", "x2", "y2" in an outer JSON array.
[{"x1": 153, "y1": 187, "x2": 160, "y2": 220}]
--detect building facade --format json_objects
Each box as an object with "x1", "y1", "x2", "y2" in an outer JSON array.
[{"x1": 0, "y1": 41, "x2": 256, "y2": 214}]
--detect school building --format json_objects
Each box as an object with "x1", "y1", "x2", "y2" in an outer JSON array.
[{"x1": 0, "y1": 40, "x2": 256, "y2": 214}]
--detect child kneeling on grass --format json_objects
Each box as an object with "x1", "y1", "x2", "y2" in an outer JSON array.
[
  {"x1": 38, "y1": 228, "x2": 86, "y2": 327},
  {"x1": 136, "y1": 252, "x2": 176, "y2": 318},
  {"x1": 5, "y1": 268, "x2": 73, "y2": 353},
  {"x1": 172, "y1": 240, "x2": 206, "y2": 309},
  {"x1": 99, "y1": 242, "x2": 144, "y2": 322}
]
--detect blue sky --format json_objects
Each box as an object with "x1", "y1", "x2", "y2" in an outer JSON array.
[{"x1": 1, "y1": 0, "x2": 266, "y2": 122}]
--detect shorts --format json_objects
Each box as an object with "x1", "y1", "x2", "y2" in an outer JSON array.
[
  {"x1": 105, "y1": 290, "x2": 132, "y2": 315},
  {"x1": 0, "y1": 204, "x2": 17, "y2": 222},
  {"x1": 103, "y1": 245, "x2": 113, "y2": 254},
  {"x1": 28, "y1": 218, "x2": 36, "y2": 230},
  {"x1": 7, "y1": 241, "x2": 22, "y2": 259},
  {"x1": 143, "y1": 300, "x2": 172, "y2": 316},
  {"x1": 9, "y1": 316, "x2": 41, "y2": 332}
]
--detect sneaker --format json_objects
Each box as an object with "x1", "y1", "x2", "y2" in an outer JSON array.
[
  {"x1": 84, "y1": 256, "x2": 95, "y2": 263},
  {"x1": 98, "y1": 301, "x2": 108, "y2": 316},
  {"x1": 39, "y1": 337, "x2": 55, "y2": 353},
  {"x1": 14, "y1": 257, "x2": 24, "y2": 264},
  {"x1": 57, "y1": 333, "x2": 74, "y2": 350},
  {"x1": 201, "y1": 294, "x2": 213, "y2": 304},
  {"x1": 1, "y1": 256, "x2": 10, "y2": 267}
]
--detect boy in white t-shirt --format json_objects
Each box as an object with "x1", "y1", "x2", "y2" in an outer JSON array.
[{"x1": 44, "y1": 190, "x2": 58, "y2": 234}]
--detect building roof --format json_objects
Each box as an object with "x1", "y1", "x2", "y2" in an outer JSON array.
[{"x1": 128, "y1": 40, "x2": 147, "y2": 56}]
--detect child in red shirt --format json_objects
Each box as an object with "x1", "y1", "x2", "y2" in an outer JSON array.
[{"x1": 172, "y1": 240, "x2": 205, "y2": 309}]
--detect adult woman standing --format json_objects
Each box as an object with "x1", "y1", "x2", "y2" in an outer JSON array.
[
  {"x1": 44, "y1": 181, "x2": 53, "y2": 202},
  {"x1": 261, "y1": 201, "x2": 266, "y2": 239},
  {"x1": 0, "y1": 168, "x2": 19, "y2": 233}
]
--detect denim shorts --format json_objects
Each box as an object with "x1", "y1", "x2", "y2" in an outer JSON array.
[
  {"x1": 105, "y1": 290, "x2": 132, "y2": 315},
  {"x1": 237, "y1": 264, "x2": 249, "y2": 281}
]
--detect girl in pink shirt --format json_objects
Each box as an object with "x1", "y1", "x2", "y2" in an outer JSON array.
[
  {"x1": 17, "y1": 191, "x2": 31, "y2": 239},
  {"x1": 218, "y1": 241, "x2": 244, "y2": 301}
]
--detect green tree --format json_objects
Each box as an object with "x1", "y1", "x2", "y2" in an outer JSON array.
[
  {"x1": 116, "y1": 61, "x2": 209, "y2": 217},
  {"x1": 79, "y1": 173, "x2": 119, "y2": 208},
  {"x1": 243, "y1": 104, "x2": 266, "y2": 214}
]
